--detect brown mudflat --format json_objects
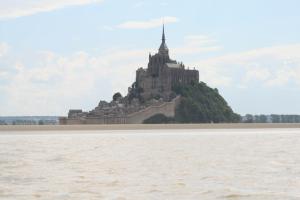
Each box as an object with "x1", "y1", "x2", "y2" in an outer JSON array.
[{"x1": 1, "y1": 123, "x2": 300, "y2": 132}]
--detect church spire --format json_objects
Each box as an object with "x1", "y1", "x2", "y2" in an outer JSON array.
[
  {"x1": 159, "y1": 24, "x2": 169, "y2": 55},
  {"x1": 162, "y1": 24, "x2": 166, "y2": 42}
]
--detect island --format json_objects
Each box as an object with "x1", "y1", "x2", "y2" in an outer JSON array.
[{"x1": 60, "y1": 26, "x2": 239, "y2": 124}]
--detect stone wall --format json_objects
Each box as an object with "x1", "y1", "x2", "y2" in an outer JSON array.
[
  {"x1": 126, "y1": 96, "x2": 181, "y2": 124},
  {"x1": 60, "y1": 96, "x2": 181, "y2": 125}
]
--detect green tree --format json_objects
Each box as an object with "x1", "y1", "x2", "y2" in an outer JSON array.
[
  {"x1": 271, "y1": 114, "x2": 280, "y2": 123},
  {"x1": 173, "y1": 82, "x2": 241, "y2": 123},
  {"x1": 113, "y1": 92, "x2": 122, "y2": 101},
  {"x1": 245, "y1": 114, "x2": 254, "y2": 123}
]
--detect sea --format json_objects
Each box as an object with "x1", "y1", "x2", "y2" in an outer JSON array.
[{"x1": 0, "y1": 129, "x2": 299, "y2": 200}]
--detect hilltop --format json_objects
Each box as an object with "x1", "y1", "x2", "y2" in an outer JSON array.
[{"x1": 144, "y1": 82, "x2": 240, "y2": 124}]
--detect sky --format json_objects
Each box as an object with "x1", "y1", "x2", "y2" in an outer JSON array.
[{"x1": 0, "y1": 0, "x2": 300, "y2": 116}]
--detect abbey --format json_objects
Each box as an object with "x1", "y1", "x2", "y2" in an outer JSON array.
[
  {"x1": 60, "y1": 26, "x2": 199, "y2": 124},
  {"x1": 134, "y1": 25, "x2": 199, "y2": 101}
]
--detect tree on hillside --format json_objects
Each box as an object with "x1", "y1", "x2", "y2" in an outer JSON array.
[
  {"x1": 172, "y1": 82, "x2": 240, "y2": 123},
  {"x1": 113, "y1": 92, "x2": 122, "y2": 101}
]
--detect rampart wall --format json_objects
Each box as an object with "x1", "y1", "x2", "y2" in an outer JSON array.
[
  {"x1": 125, "y1": 96, "x2": 181, "y2": 124},
  {"x1": 60, "y1": 96, "x2": 181, "y2": 124}
]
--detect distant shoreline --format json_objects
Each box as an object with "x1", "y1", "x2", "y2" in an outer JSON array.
[{"x1": 1, "y1": 123, "x2": 300, "y2": 132}]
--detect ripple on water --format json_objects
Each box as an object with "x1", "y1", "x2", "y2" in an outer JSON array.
[{"x1": 0, "y1": 129, "x2": 300, "y2": 200}]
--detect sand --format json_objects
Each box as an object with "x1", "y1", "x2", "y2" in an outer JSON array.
[{"x1": 1, "y1": 123, "x2": 300, "y2": 132}]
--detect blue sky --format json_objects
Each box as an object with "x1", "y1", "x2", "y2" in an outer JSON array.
[{"x1": 0, "y1": 0, "x2": 300, "y2": 116}]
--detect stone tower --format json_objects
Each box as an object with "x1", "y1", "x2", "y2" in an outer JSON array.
[{"x1": 136, "y1": 25, "x2": 199, "y2": 101}]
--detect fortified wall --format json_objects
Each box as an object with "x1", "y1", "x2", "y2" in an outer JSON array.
[
  {"x1": 126, "y1": 96, "x2": 181, "y2": 124},
  {"x1": 59, "y1": 96, "x2": 181, "y2": 124}
]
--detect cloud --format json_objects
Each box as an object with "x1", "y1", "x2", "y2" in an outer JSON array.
[
  {"x1": 0, "y1": 46, "x2": 152, "y2": 115},
  {"x1": 244, "y1": 66, "x2": 271, "y2": 82},
  {"x1": 2, "y1": 39, "x2": 300, "y2": 115},
  {"x1": 0, "y1": 34, "x2": 223, "y2": 115},
  {"x1": 117, "y1": 16, "x2": 179, "y2": 29},
  {"x1": 1, "y1": 33, "x2": 219, "y2": 115},
  {"x1": 169, "y1": 34, "x2": 226, "y2": 87},
  {"x1": 189, "y1": 63, "x2": 233, "y2": 87},
  {"x1": 0, "y1": 71, "x2": 9, "y2": 79},
  {"x1": 265, "y1": 65, "x2": 300, "y2": 87},
  {"x1": 0, "y1": 42, "x2": 10, "y2": 57},
  {"x1": 0, "y1": 0, "x2": 104, "y2": 20},
  {"x1": 198, "y1": 44, "x2": 300, "y2": 67},
  {"x1": 173, "y1": 35, "x2": 222, "y2": 55},
  {"x1": 192, "y1": 44, "x2": 300, "y2": 88}
]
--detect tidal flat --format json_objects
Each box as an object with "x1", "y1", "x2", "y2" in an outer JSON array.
[{"x1": 0, "y1": 129, "x2": 300, "y2": 199}]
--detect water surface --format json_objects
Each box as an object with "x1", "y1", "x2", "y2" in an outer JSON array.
[{"x1": 0, "y1": 129, "x2": 300, "y2": 199}]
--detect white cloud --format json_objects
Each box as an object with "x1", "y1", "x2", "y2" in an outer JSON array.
[
  {"x1": 117, "y1": 16, "x2": 178, "y2": 29},
  {"x1": 244, "y1": 66, "x2": 271, "y2": 82},
  {"x1": 170, "y1": 35, "x2": 226, "y2": 87},
  {"x1": 198, "y1": 44, "x2": 300, "y2": 67},
  {"x1": 193, "y1": 44, "x2": 300, "y2": 88},
  {"x1": 265, "y1": 66, "x2": 299, "y2": 87},
  {"x1": 173, "y1": 34, "x2": 222, "y2": 55},
  {"x1": 0, "y1": 46, "x2": 151, "y2": 115},
  {"x1": 0, "y1": 0, "x2": 104, "y2": 20},
  {"x1": 0, "y1": 71, "x2": 9, "y2": 78},
  {"x1": 0, "y1": 42, "x2": 10, "y2": 57},
  {"x1": 190, "y1": 63, "x2": 233, "y2": 87},
  {"x1": 2, "y1": 38, "x2": 300, "y2": 115},
  {"x1": 0, "y1": 34, "x2": 223, "y2": 115}
]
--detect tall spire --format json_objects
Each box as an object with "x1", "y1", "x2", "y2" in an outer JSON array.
[
  {"x1": 159, "y1": 24, "x2": 169, "y2": 55},
  {"x1": 162, "y1": 23, "x2": 166, "y2": 42}
]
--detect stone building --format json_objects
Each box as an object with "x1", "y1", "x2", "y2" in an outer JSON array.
[
  {"x1": 60, "y1": 26, "x2": 199, "y2": 124},
  {"x1": 135, "y1": 25, "x2": 199, "y2": 101}
]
